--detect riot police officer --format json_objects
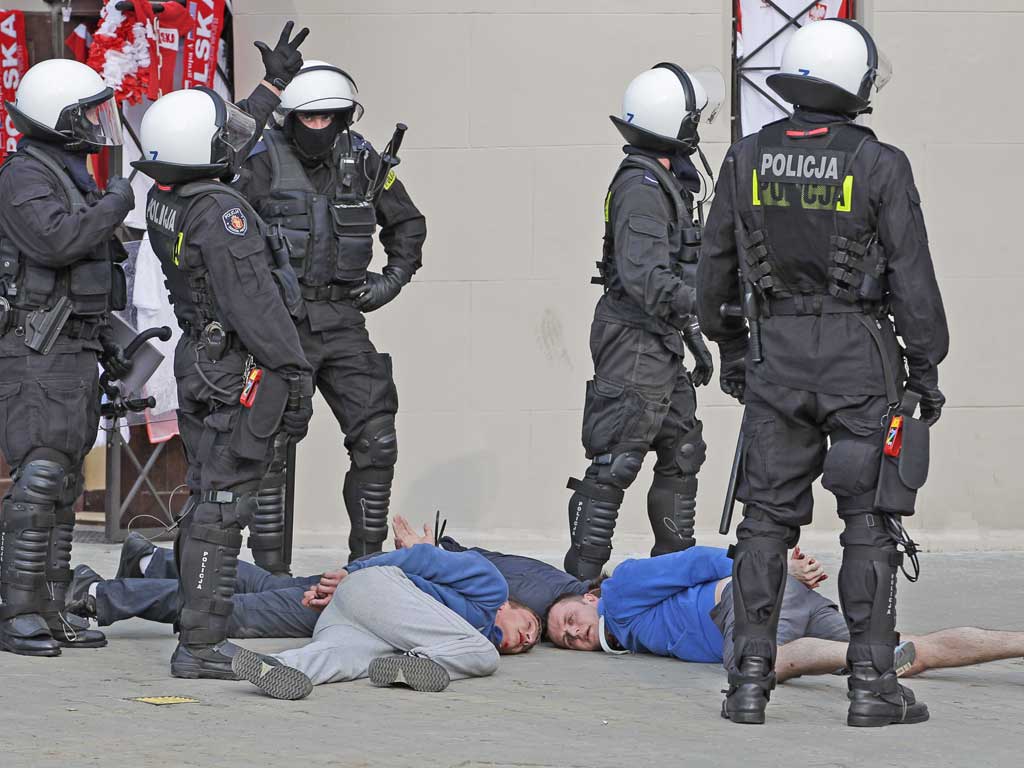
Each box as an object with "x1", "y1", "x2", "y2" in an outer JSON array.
[
  {"x1": 0, "y1": 59, "x2": 135, "y2": 656},
  {"x1": 234, "y1": 61, "x2": 426, "y2": 568},
  {"x1": 133, "y1": 87, "x2": 314, "y2": 679},
  {"x1": 563, "y1": 64, "x2": 723, "y2": 581},
  {"x1": 696, "y1": 20, "x2": 948, "y2": 726}
]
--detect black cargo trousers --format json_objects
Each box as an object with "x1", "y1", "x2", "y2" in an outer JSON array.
[
  {"x1": 730, "y1": 366, "x2": 905, "y2": 691},
  {"x1": 565, "y1": 314, "x2": 706, "y2": 580},
  {"x1": 0, "y1": 341, "x2": 101, "y2": 646},
  {"x1": 251, "y1": 306, "x2": 398, "y2": 572},
  {"x1": 173, "y1": 338, "x2": 283, "y2": 650}
]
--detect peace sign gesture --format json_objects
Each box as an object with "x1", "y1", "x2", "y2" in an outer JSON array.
[{"x1": 255, "y1": 20, "x2": 310, "y2": 90}]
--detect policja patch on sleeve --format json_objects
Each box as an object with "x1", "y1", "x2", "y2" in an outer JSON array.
[
  {"x1": 383, "y1": 169, "x2": 397, "y2": 191},
  {"x1": 222, "y1": 208, "x2": 248, "y2": 236}
]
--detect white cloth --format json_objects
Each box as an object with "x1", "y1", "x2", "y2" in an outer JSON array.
[
  {"x1": 737, "y1": 0, "x2": 851, "y2": 136},
  {"x1": 133, "y1": 233, "x2": 181, "y2": 432}
]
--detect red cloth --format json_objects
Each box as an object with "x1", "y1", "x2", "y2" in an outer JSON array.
[{"x1": 65, "y1": 23, "x2": 92, "y2": 62}]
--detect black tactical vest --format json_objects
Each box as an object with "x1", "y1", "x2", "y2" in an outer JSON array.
[
  {"x1": 0, "y1": 146, "x2": 126, "y2": 316},
  {"x1": 597, "y1": 154, "x2": 700, "y2": 298},
  {"x1": 146, "y1": 181, "x2": 302, "y2": 334},
  {"x1": 258, "y1": 130, "x2": 377, "y2": 287},
  {"x1": 746, "y1": 118, "x2": 886, "y2": 310}
]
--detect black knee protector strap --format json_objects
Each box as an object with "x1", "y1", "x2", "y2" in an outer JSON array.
[
  {"x1": 190, "y1": 523, "x2": 243, "y2": 549},
  {"x1": 0, "y1": 500, "x2": 56, "y2": 531},
  {"x1": 566, "y1": 477, "x2": 625, "y2": 505},
  {"x1": 350, "y1": 414, "x2": 398, "y2": 470}
]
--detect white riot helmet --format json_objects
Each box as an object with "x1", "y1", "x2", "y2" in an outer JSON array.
[
  {"x1": 276, "y1": 60, "x2": 363, "y2": 127},
  {"x1": 131, "y1": 87, "x2": 257, "y2": 184},
  {"x1": 611, "y1": 63, "x2": 725, "y2": 154},
  {"x1": 767, "y1": 19, "x2": 892, "y2": 115},
  {"x1": 5, "y1": 59, "x2": 123, "y2": 150}
]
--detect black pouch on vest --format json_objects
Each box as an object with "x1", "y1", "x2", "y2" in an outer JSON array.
[
  {"x1": 230, "y1": 369, "x2": 288, "y2": 460},
  {"x1": 331, "y1": 201, "x2": 376, "y2": 281},
  {"x1": 69, "y1": 259, "x2": 112, "y2": 315},
  {"x1": 875, "y1": 391, "x2": 929, "y2": 516}
]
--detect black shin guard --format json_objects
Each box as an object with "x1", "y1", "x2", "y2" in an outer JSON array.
[
  {"x1": 343, "y1": 467, "x2": 392, "y2": 561},
  {"x1": 839, "y1": 513, "x2": 928, "y2": 726},
  {"x1": 647, "y1": 474, "x2": 697, "y2": 556},
  {"x1": 723, "y1": 522, "x2": 792, "y2": 723},
  {"x1": 564, "y1": 477, "x2": 624, "y2": 581},
  {"x1": 839, "y1": 513, "x2": 902, "y2": 674},
  {"x1": 249, "y1": 435, "x2": 290, "y2": 574}
]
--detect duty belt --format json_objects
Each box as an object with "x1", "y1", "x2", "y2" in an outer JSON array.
[
  {"x1": 9, "y1": 308, "x2": 103, "y2": 339},
  {"x1": 299, "y1": 282, "x2": 359, "y2": 302},
  {"x1": 765, "y1": 295, "x2": 881, "y2": 317}
]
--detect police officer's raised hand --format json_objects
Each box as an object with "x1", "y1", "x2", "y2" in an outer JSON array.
[
  {"x1": 909, "y1": 380, "x2": 945, "y2": 426},
  {"x1": 349, "y1": 266, "x2": 409, "y2": 313},
  {"x1": 255, "y1": 20, "x2": 309, "y2": 90},
  {"x1": 718, "y1": 339, "x2": 747, "y2": 403},
  {"x1": 682, "y1": 318, "x2": 714, "y2": 387},
  {"x1": 104, "y1": 176, "x2": 135, "y2": 212}
]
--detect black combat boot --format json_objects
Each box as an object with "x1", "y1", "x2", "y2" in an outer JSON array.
[
  {"x1": 847, "y1": 662, "x2": 929, "y2": 727},
  {"x1": 722, "y1": 656, "x2": 775, "y2": 725}
]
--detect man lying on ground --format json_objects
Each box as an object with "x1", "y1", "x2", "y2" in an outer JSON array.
[
  {"x1": 66, "y1": 517, "x2": 566, "y2": 648},
  {"x1": 545, "y1": 546, "x2": 1024, "y2": 683},
  {"x1": 232, "y1": 533, "x2": 542, "y2": 700}
]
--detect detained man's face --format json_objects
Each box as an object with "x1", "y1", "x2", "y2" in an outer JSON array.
[
  {"x1": 495, "y1": 601, "x2": 541, "y2": 655},
  {"x1": 546, "y1": 593, "x2": 601, "y2": 651}
]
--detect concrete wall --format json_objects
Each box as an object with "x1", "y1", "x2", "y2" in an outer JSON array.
[{"x1": 232, "y1": 1, "x2": 1024, "y2": 555}]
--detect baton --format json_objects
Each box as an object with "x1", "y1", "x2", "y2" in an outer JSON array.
[{"x1": 719, "y1": 431, "x2": 743, "y2": 535}]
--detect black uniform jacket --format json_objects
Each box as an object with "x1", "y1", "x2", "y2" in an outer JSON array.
[{"x1": 696, "y1": 111, "x2": 948, "y2": 395}]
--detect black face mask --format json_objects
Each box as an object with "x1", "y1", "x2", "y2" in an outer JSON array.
[{"x1": 290, "y1": 118, "x2": 339, "y2": 160}]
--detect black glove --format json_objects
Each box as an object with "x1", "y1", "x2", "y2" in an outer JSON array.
[
  {"x1": 682, "y1": 317, "x2": 714, "y2": 387},
  {"x1": 105, "y1": 176, "x2": 135, "y2": 212},
  {"x1": 255, "y1": 21, "x2": 309, "y2": 90},
  {"x1": 99, "y1": 337, "x2": 132, "y2": 382},
  {"x1": 349, "y1": 266, "x2": 409, "y2": 313},
  {"x1": 908, "y1": 380, "x2": 945, "y2": 426},
  {"x1": 718, "y1": 339, "x2": 748, "y2": 403},
  {"x1": 281, "y1": 373, "x2": 313, "y2": 440}
]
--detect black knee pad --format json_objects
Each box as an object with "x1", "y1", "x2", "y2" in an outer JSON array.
[
  {"x1": 350, "y1": 415, "x2": 398, "y2": 470},
  {"x1": 10, "y1": 455, "x2": 70, "y2": 505},
  {"x1": 674, "y1": 423, "x2": 707, "y2": 476},
  {"x1": 593, "y1": 449, "x2": 645, "y2": 490},
  {"x1": 822, "y1": 432, "x2": 880, "y2": 514}
]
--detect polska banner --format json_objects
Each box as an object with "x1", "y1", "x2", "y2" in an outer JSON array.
[
  {"x1": 0, "y1": 9, "x2": 29, "y2": 162},
  {"x1": 182, "y1": 0, "x2": 226, "y2": 89}
]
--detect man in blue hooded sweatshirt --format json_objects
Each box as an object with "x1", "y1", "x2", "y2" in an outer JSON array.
[
  {"x1": 230, "y1": 540, "x2": 540, "y2": 700},
  {"x1": 546, "y1": 546, "x2": 849, "y2": 672}
]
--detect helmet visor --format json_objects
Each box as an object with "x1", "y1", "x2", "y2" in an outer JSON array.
[
  {"x1": 69, "y1": 92, "x2": 124, "y2": 147},
  {"x1": 219, "y1": 100, "x2": 258, "y2": 155},
  {"x1": 872, "y1": 48, "x2": 893, "y2": 92},
  {"x1": 692, "y1": 67, "x2": 726, "y2": 125}
]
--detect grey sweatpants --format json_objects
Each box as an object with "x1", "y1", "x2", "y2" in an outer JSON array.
[{"x1": 273, "y1": 566, "x2": 500, "y2": 686}]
